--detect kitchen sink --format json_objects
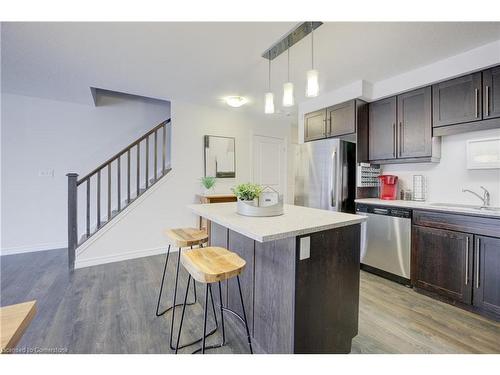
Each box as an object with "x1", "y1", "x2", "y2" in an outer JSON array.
[{"x1": 428, "y1": 202, "x2": 500, "y2": 212}]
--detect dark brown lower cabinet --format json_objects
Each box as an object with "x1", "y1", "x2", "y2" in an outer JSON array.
[
  {"x1": 412, "y1": 218, "x2": 500, "y2": 321},
  {"x1": 473, "y1": 235, "x2": 500, "y2": 317},
  {"x1": 412, "y1": 225, "x2": 473, "y2": 304}
]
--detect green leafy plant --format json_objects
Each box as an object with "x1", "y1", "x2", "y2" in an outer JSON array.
[
  {"x1": 200, "y1": 176, "x2": 216, "y2": 190},
  {"x1": 231, "y1": 183, "x2": 263, "y2": 201}
]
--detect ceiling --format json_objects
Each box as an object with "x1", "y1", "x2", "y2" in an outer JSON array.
[{"x1": 2, "y1": 22, "x2": 500, "y2": 115}]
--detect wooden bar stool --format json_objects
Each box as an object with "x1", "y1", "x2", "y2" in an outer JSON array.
[
  {"x1": 155, "y1": 227, "x2": 218, "y2": 350},
  {"x1": 174, "y1": 247, "x2": 253, "y2": 354}
]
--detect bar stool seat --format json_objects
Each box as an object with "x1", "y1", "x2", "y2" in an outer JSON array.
[
  {"x1": 181, "y1": 247, "x2": 246, "y2": 283},
  {"x1": 175, "y1": 247, "x2": 253, "y2": 354},
  {"x1": 164, "y1": 228, "x2": 208, "y2": 248}
]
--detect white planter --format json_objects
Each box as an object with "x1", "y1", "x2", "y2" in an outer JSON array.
[
  {"x1": 237, "y1": 198, "x2": 257, "y2": 208},
  {"x1": 202, "y1": 187, "x2": 215, "y2": 195},
  {"x1": 236, "y1": 198, "x2": 283, "y2": 217}
]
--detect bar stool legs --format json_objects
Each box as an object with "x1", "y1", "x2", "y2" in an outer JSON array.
[
  {"x1": 201, "y1": 284, "x2": 209, "y2": 354},
  {"x1": 175, "y1": 275, "x2": 253, "y2": 354},
  {"x1": 217, "y1": 281, "x2": 226, "y2": 346},
  {"x1": 155, "y1": 245, "x2": 197, "y2": 317},
  {"x1": 170, "y1": 278, "x2": 219, "y2": 350},
  {"x1": 237, "y1": 276, "x2": 253, "y2": 354},
  {"x1": 155, "y1": 243, "x2": 219, "y2": 351}
]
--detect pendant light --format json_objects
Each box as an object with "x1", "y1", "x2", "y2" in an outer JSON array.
[
  {"x1": 282, "y1": 48, "x2": 294, "y2": 107},
  {"x1": 306, "y1": 22, "x2": 319, "y2": 98},
  {"x1": 264, "y1": 53, "x2": 275, "y2": 114}
]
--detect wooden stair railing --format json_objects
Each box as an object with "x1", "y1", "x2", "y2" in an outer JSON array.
[{"x1": 67, "y1": 119, "x2": 171, "y2": 270}]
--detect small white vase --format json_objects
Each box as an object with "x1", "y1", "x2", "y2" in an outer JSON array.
[
  {"x1": 236, "y1": 198, "x2": 257, "y2": 215},
  {"x1": 203, "y1": 187, "x2": 215, "y2": 195}
]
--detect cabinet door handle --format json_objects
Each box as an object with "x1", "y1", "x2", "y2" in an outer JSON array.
[
  {"x1": 476, "y1": 237, "x2": 480, "y2": 289},
  {"x1": 323, "y1": 119, "x2": 327, "y2": 137},
  {"x1": 399, "y1": 122, "x2": 403, "y2": 156},
  {"x1": 485, "y1": 85, "x2": 490, "y2": 117},
  {"x1": 393, "y1": 123, "x2": 396, "y2": 157},
  {"x1": 328, "y1": 117, "x2": 332, "y2": 136},
  {"x1": 465, "y1": 237, "x2": 469, "y2": 285},
  {"x1": 475, "y1": 88, "x2": 479, "y2": 118}
]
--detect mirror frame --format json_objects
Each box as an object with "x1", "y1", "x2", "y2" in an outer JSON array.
[{"x1": 203, "y1": 135, "x2": 236, "y2": 178}]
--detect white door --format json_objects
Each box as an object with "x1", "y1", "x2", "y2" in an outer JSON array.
[{"x1": 252, "y1": 135, "x2": 287, "y2": 199}]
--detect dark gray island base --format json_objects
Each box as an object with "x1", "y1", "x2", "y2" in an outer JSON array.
[{"x1": 210, "y1": 222, "x2": 361, "y2": 354}]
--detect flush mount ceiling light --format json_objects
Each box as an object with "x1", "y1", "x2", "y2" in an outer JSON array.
[
  {"x1": 225, "y1": 96, "x2": 248, "y2": 108},
  {"x1": 282, "y1": 48, "x2": 294, "y2": 107},
  {"x1": 306, "y1": 22, "x2": 319, "y2": 98},
  {"x1": 264, "y1": 54, "x2": 275, "y2": 114}
]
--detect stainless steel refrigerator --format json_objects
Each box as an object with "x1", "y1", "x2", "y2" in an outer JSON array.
[{"x1": 294, "y1": 138, "x2": 356, "y2": 213}]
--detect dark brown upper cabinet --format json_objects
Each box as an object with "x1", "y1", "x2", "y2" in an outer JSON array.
[
  {"x1": 483, "y1": 66, "x2": 500, "y2": 120},
  {"x1": 327, "y1": 100, "x2": 356, "y2": 137},
  {"x1": 397, "y1": 87, "x2": 432, "y2": 159},
  {"x1": 368, "y1": 96, "x2": 397, "y2": 161},
  {"x1": 432, "y1": 72, "x2": 482, "y2": 127},
  {"x1": 472, "y1": 235, "x2": 500, "y2": 318},
  {"x1": 368, "y1": 88, "x2": 439, "y2": 164},
  {"x1": 304, "y1": 109, "x2": 327, "y2": 142},
  {"x1": 303, "y1": 100, "x2": 368, "y2": 164}
]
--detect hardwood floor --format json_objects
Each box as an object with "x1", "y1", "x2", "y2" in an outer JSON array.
[
  {"x1": 352, "y1": 271, "x2": 500, "y2": 354},
  {"x1": 1, "y1": 249, "x2": 499, "y2": 354}
]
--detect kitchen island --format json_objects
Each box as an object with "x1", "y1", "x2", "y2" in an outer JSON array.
[{"x1": 188, "y1": 202, "x2": 366, "y2": 354}]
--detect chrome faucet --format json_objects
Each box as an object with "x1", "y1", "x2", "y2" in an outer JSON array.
[{"x1": 462, "y1": 186, "x2": 491, "y2": 207}]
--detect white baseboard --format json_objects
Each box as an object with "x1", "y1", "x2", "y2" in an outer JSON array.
[
  {"x1": 0, "y1": 242, "x2": 67, "y2": 256},
  {"x1": 75, "y1": 245, "x2": 178, "y2": 269}
]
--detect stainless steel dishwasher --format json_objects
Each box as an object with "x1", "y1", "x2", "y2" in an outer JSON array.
[{"x1": 356, "y1": 204, "x2": 411, "y2": 285}]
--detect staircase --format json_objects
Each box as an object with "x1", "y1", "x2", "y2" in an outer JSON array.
[{"x1": 66, "y1": 119, "x2": 172, "y2": 269}]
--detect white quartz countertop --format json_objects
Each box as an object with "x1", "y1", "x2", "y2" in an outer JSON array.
[
  {"x1": 189, "y1": 202, "x2": 366, "y2": 242},
  {"x1": 355, "y1": 198, "x2": 500, "y2": 218}
]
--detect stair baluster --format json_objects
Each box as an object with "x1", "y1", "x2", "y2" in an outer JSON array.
[
  {"x1": 145, "y1": 136, "x2": 149, "y2": 188},
  {"x1": 66, "y1": 119, "x2": 171, "y2": 270}
]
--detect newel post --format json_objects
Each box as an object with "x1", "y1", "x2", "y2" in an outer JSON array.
[{"x1": 67, "y1": 173, "x2": 78, "y2": 271}]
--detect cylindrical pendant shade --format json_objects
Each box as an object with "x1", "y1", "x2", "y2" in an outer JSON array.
[
  {"x1": 306, "y1": 69, "x2": 319, "y2": 98},
  {"x1": 264, "y1": 92, "x2": 275, "y2": 114},
  {"x1": 282, "y1": 82, "x2": 294, "y2": 107}
]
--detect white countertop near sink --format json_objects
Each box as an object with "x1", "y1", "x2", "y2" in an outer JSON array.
[
  {"x1": 189, "y1": 202, "x2": 366, "y2": 242},
  {"x1": 355, "y1": 198, "x2": 500, "y2": 218}
]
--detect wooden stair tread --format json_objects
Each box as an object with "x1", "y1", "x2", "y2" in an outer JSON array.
[
  {"x1": 181, "y1": 247, "x2": 246, "y2": 283},
  {"x1": 164, "y1": 227, "x2": 208, "y2": 247}
]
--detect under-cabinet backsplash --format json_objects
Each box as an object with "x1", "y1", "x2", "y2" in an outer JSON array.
[{"x1": 382, "y1": 128, "x2": 500, "y2": 206}]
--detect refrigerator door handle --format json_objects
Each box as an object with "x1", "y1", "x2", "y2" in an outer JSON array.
[{"x1": 330, "y1": 149, "x2": 337, "y2": 208}]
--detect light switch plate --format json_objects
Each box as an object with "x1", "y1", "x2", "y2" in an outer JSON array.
[
  {"x1": 299, "y1": 236, "x2": 310, "y2": 260},
  {"x1": 39, "y1": 169, "x2": 54, "y2": 177}
]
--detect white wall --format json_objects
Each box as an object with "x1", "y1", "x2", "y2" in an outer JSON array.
[
  {"x1": 75, "y1": 100, "x2": 294, "y2": 268},
  {"x1": 383, "y1": 128, "x2": 500, "y2": 206},
  {"x1": 1, "y1": 92, "x2": 170, "y2": 254}
]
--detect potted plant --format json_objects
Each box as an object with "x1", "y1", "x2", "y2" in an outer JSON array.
[
  {"x1": 200, "y1": 176, "x2": 216, "y2": 195},
  {"x1": 232, "y1": 183, "x2": 263, "y2": 208}
]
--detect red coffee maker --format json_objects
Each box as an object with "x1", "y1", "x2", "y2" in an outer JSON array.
[{"x1": 378, "y1": 175, "x2": 398, "y2": 200}]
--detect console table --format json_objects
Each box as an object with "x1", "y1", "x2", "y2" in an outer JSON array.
[{"x1": 196, "y1": 194, "x2": 237, "y2": 240}]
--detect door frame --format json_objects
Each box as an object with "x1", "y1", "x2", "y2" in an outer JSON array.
[{"x1": 250, "y1": 133, "x2": 288, "y2": 203}]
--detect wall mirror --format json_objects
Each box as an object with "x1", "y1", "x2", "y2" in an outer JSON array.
[{"x1": 204, "y1": 135, "x2": 236, "y2": 178}]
